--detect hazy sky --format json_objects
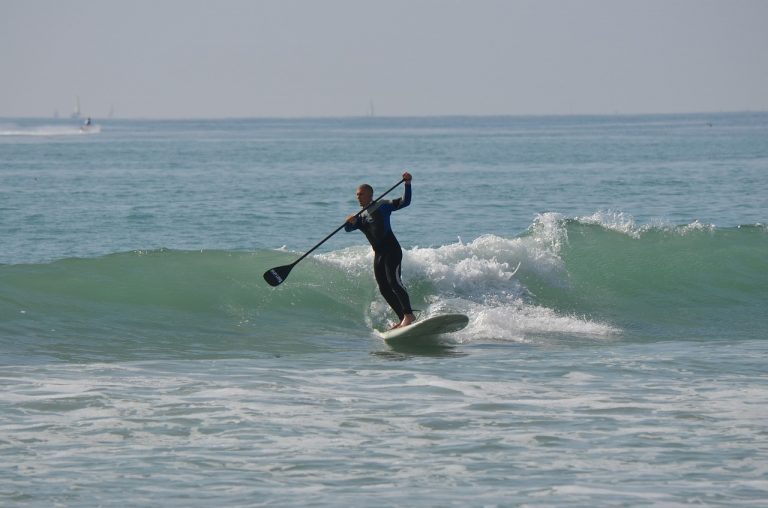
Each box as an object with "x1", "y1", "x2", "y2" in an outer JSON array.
[{"x1": 2, "y1": 0, "x2": 767, "y2": 118}]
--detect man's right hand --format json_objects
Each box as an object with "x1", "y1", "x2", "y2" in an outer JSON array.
[{"x1": 346, "y1": 214, "x2": 358, "y2": 225}]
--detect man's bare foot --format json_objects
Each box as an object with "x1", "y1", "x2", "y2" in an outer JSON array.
[
  {"x1": 387, "y1": 322, "x2": 401, "y2": 331},
  {"x1": 399, "y1": 313, "x2": 416, "y2": 328}
]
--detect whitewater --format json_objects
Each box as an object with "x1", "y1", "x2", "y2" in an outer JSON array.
[{"x1": 1, "y1": 114, "x2": 767, "y2": 506}]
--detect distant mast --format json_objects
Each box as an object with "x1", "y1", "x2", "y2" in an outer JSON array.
[
  {"x1": 70, "y1": 96, "x2": 81, "y2": 119},
  {"x1": 368, "y1": 99, "x2": 375, "y2": 117}
]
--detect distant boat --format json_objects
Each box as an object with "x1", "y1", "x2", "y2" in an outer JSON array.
[
  {"x1": 368, "y1": 99, "x2": 375, "y2": 117},
  {"x1": 70, "y1": 96, "x2": 81, "y2": 119}
]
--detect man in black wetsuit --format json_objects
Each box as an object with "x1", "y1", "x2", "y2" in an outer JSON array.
[{"x1": 345, "y1": 172, "x2": 416, "y2": 329}]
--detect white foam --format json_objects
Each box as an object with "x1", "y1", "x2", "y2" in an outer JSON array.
[
  {"x1": 0, "y1": 124, "x2": 101, "y2": 136},
  {"x1": 319, "y1": 227, "x2": 619, "y2": 342},
  {"x1": 678, "y1": 219, "x2": 716, "y2": 235},
  {"x1": 576, "y1": 210, "x2": 645, "y2": 238},
  {"x1": 412, "y1": 231, "x2": 570, "y2": 294},
  {"x1": 529, "y1": 212, "x2": 570, "y2": 253},
  {"x1": 457, "y1": 300, "x2": 619, "y2": 343},
  {"x1": 318, "y1": 245, "x2": 372, "y2": 276},
  {"x1": 576, "y1": 210, "x2": 717, "y2": 237}
]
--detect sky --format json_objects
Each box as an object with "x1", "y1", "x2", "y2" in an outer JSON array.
[{"x1": 1, "y1": 0, "x2": 767, "y2": 118}]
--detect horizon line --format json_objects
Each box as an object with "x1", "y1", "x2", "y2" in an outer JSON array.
[{"x1": 1, "y1": 109, "x2": 766, "y2": 122}]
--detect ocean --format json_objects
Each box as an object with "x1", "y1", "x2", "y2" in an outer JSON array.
[{"x1": 1, "y1": 113, "x2": 766, "y2": 506}]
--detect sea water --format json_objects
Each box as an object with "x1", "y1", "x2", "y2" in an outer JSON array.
[{"x1": 1, "y1": 114, "x2": 767, "y2": 506}]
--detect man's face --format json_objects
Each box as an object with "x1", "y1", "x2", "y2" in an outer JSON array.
[{"x1": 356, "y1": 187, "x2": 373, "y2": 207}]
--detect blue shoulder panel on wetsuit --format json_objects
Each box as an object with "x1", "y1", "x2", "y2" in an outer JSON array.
[{"x1": 344, "y1": 183, "x2": 411, "y2": 250}]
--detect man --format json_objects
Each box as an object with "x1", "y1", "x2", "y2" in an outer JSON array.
[{"x1": 345, "y1": 172, "x2": 416, "y2": 329}]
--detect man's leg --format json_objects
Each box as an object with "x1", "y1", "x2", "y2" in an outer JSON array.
[
  {"x1": 374, "y1": 253, "x2": 405, "y2": 323},
  {"x1": 383, "y1": 250, "x2": 415, "y2": 327}
]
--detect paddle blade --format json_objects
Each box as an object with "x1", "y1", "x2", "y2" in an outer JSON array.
[{"x1": 263, "y1": 264, "x2": 294, "y2": 287}]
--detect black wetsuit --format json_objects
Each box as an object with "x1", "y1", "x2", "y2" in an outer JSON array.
[{"x1": 345, "y1": 184, "x2": 413, "y2": 320}]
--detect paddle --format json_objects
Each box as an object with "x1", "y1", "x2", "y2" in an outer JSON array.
[{"x1": 263, "y1": 178, "x2": 405, "y2": 287}]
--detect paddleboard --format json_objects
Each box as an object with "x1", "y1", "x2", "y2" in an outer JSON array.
[{"x1": 377, "y1": 313, "x2": 469, "y2": 344}]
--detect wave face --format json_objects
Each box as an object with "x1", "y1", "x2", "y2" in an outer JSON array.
[
  {"x1": 0, "y1": 214, "x2": 768, "y2": 361},
  {"x1": 528, "y1": 213, "x2": 768, "y2": 342},
  {"x1": 2, "y1": 214, "x2": 766, "y2": 363}
]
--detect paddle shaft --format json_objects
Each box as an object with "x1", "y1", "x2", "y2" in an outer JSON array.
[{"x1": 285, "y1": 178, "x2": 406, "y2": 268}]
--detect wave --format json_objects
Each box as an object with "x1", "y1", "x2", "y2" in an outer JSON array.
[
  {"x1": 1, "y1": 214, "x2": 766, "y2": 362},
  {"x1": 530, "y1": 213, "x2": 767, "y2": 342}
]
